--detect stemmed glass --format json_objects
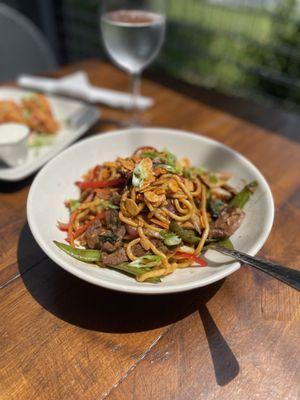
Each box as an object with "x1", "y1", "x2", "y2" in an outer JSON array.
[{"x1": 100, "y1": 0, "x2": 166, "y2": 125}]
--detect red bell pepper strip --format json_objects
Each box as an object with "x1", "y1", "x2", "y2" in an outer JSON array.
[
  {"x1": 175, "y1": 251, "x2": 207, "y2": 267},
  {"x1": 75, "y1": 177, "x2": 125, "y2": 189},
  {"x1": 57, "y1": 221, "x2": 69, "y2": 231}
]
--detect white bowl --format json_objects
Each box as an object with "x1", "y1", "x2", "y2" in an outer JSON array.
[{"x1": 27, "y1": 128, "x2": 274, "y2": 294}]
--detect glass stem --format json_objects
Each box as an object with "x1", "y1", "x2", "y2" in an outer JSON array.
[{"x1": 130, "y1": 72, "x2": 141, "y2": 126}]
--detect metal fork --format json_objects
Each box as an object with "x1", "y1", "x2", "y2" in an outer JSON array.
[{"x1": 212, "y1": 245, "x2": 300, "y2": 291}]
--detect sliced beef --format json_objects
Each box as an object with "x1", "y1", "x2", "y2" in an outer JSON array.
[
  {"x1": 100, "y1": 232, "x2": 122, "y2": 253},
  {"x1": 209, "y1": 206, "x2": 245, "y2": 239},
  {"x1": 105, "y1": 209, "x2": 125, "y2": 235},
  {"x1": 102, "y1": 247, "x2": 129, "y2": 266},
  {"x1": 131, "y1": 239, "x2": 169, "y2": 258},
  {"x1": 132, "y1": 243, "x2": 148, "y2": 257},
  {"x1": 85, "y1": 220, "x2": 104, "y2": 250},
  {"x1": 105, "y1": 209, "x2": 119, "y2": 229},
  {"x1": 151, "y1": 239, "x2": 169, "y2": 254},
  {"x1": 104, "y1": 209, "x2": 126, "y2": 251},
  {"x1": 85, "y1": 210, "x2": 126, "y2": 252}
]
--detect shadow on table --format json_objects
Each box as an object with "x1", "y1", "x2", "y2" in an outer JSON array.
[
  {"x1": 199, "y1": 305, "x2": 240, "y2": 386},
  {"x1": 18, "y1": 223, "x2": 239, "y2": 385},
  {"x1": 0, "y1": 175, "x2": 33, "y2": 193}
]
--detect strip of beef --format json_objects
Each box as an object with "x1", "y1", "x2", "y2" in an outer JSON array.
[
  {"x1": 105, "y1": 209, "x2": 122, "y2": 233},
  {"x1": 100, "y1": 232, "x2": 123, "y2": 253},
  {"x1": 132, "y1": 243, "x2": 148, "y2": 257},
  {"x1": 151, "y1": 239, "x2": 169, "y2": 254},
  {"x1": 209, "y1": 206, "x2": 245, "y2": 239},
  {"x1": 131, "y1": 237, "x2": 170, "y2": 258},
  {"x1": 102, "y1": 247, "x2": 129, "y2": 266},
  {"x1": 85, "y1": 210, "x2": 126, "y2": 252},
  {"x1": 105, "y1": 209, "x2": 126, "y2": 245},
  {"x1": 85, "y1": 220, "x2": 104, "y2": 250}
]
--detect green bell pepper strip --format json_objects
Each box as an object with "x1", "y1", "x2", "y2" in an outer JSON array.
[
  {"x1": 169, "y1": 220, "x2": 200, "y2": 245},
  {"x1": 228, "y1": 180, "x2": 258, "y2": 209},
  {"x1": 54, "y1": 241, "x2": 101, "y2": 262}
]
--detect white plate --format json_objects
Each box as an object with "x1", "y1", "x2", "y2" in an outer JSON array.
[
  {"x1": 27, "y1": 128, "x2": 274, "y2": 294},
  {"x1": 0, "y1": 87, "x2": 100, "y2": 181}
]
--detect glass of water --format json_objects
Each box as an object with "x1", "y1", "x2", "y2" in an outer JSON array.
[{"x1": 100, "y1": 0, "x2": 166, "y2": 125}]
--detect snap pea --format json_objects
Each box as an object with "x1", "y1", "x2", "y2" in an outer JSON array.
[
  {"x1": 54, "y1": 241, "x2": 101, "y2": 262},
  {"x1": 228, "y1": 180, "x2": 258, "y2": 209},
  {"x1": 108, "y1": 262, "x2": 161, "y2": 283},
  {"x1": 218, "y1": 238, "x2": 234, "y2": 250}
]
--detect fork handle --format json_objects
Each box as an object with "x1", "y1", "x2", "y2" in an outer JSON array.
[{"x1": 214, "y1": 246, "x2": 300, "y2": 291}]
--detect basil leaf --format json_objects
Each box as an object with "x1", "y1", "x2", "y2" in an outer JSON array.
[{"x1": 100, "y1": 232, "x2": 117, "y2": 243}]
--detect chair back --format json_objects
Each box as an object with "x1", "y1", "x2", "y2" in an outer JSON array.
[{"x1": 0, "y1": 4, "x2": 57, "y2": 83}]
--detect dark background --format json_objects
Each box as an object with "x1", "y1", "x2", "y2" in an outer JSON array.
[{"x1": 2, "y1": 0, "x2": 300, "y2": 112}]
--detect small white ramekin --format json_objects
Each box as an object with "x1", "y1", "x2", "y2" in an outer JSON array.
[{"x1": 0, "y1": 123, "x2": 29, "y2": 167}]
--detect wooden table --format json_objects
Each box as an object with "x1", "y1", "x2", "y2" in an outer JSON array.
[{"x1": 1, "y1": 60, "x2": 299, "y2": 400}]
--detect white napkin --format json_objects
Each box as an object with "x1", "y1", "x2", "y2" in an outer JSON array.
[{"x1": 17, "y1": 71, "x2": 154, "y2": 110}]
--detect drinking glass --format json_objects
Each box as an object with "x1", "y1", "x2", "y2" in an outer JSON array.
[{"x1": 100, "y1": 0, "x2": 166, "y2": 124}]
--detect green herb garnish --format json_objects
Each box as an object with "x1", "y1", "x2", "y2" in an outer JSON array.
[
  {"x1": 160, "y1": 231, "x2": 182, "y2": 246},
  {"x1": 100, "y1": 232, "x2": 117, "y2": 244}
]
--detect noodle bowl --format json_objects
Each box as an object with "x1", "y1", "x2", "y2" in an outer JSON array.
[{"x1": 55, "y1": 147, "x2": 257, "y2": 283}]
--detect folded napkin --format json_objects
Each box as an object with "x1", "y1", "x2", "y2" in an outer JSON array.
[{"x1": 17, "y1": 71, "x2": 154, "y2": 110}]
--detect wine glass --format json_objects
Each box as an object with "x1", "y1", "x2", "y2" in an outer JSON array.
[{"x1": 100, "y1": 0, "x2": 166, "y2": 125}]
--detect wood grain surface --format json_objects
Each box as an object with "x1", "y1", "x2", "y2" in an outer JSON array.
[{"x1": 0, "y1": 60, "x2": 299, "y2": 400}]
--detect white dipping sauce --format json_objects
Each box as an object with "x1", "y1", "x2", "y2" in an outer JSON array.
[
  {"x1": 0, "y1": 123, "x2": 29, "y2": 144},
  {"x1": 0, "y1": 123, "x2": 29, "y2": 167}
]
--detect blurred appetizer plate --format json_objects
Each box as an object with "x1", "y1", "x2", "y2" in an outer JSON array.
[
  {"x1": 27, "y1": 128, "x2": 274, "y2": 294},
  {"x1": 0, "y1": 87, "x2": 100, "y2": 181}
]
